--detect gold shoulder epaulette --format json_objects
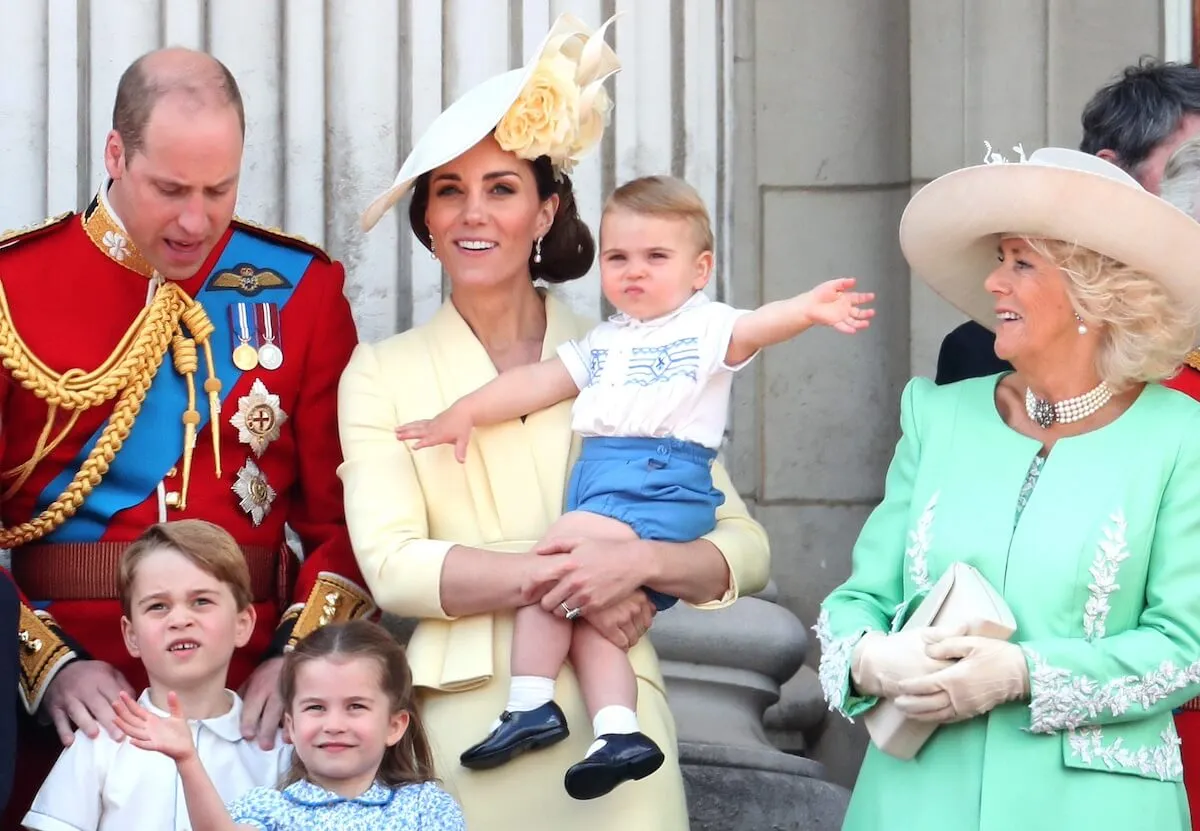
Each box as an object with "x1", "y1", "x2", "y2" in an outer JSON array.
[
  {"x1": 232, "y1": 217, "x2": 331, "y2": 263},
  {"x1": 0, "y1": 212, "x2": 73, "y2": 251},
  {"x1": 1185, "y1": 349, "x2": 1200, "y2": 372},
  {"x1": 287, "y1": 572, "x2": 376, "y2": 649}
]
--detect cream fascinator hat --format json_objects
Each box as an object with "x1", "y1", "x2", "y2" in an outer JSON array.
[
  {"x1": 900, "y1": 144, "x2": 1200, "y2": 329},
  {"x1": 360, "y1": 13, "x2": 620, "y2": 232}
]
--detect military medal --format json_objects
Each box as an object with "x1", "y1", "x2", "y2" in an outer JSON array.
[
  {"x1": 232, "y1": 458, "x2": 276, "y2": 526},
  {"x1": 231, "y1": 378, "x2": 288, "y2": 457},
  {"x1": 257, "y1": 302, "x2": 284, "y2": 371},
  {"x1": 231, "y1": 303, "x2": 259, "y2": 371}
]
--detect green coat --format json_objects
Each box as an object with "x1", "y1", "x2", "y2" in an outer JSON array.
[{"x1": 817, "y1": 375, "x2": 1200, "y2": 830}]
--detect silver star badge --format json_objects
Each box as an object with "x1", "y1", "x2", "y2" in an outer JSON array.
[
  {"x1": 230, "y1": 378, "x2": 288, "y2": 458},
  {"x1": 232, "y1": 459, "x2": 276, "y2": 526}
]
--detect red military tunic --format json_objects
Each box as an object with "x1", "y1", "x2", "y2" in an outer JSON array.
[
  {"x1": 2, "y1": 196, "x2": 375, "y2": 710},
  {"x1": 1165, "y1": 357, "x2": 1200, "y2": 829}
]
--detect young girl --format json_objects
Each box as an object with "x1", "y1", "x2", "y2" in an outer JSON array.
[
  {"x1": 112, "y1": 620, "x2": 465, "y2": 830},
  {"x1": 395, "y1": 175, "x2": 874, "y2": 800}
]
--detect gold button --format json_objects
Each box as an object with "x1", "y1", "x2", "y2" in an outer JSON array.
[
  {"x1": 165, "y1": 492, "x2": 181, "y2": 508},
  {"x1": 166, "y1": 466, "x2": 178, "y2": 478}
]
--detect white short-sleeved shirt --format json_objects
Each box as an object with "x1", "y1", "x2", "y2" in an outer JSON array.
[
  {"x1": 556, "y1": 292, "x2": 756, "y2": 449},
  {"x1": 23, "y1": 689, "x2": 291, "y2": 831}
]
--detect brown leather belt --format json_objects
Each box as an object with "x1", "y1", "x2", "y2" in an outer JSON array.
[{"x1": 11, "y1": 541, "x2": 293, "y2": 606}]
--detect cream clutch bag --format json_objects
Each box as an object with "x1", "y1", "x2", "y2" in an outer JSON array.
[{"x1": 864, "y1": 562, "x2": 1017, "y2": 760}]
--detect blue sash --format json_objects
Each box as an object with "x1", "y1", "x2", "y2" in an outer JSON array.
[{"x1": 37, "y1": 230, "x2": 313, "y2": 541}]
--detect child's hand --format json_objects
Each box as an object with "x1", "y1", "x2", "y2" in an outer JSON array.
[
  {"x1": 804, "y1": 277, "x2": 875, "y2": 334},
  {"x1": 113, "y1": 690, "x2": 197, "y2": 763},
  {"x1": 395, "y1": 405, "x2": 474, "y2": 463}
]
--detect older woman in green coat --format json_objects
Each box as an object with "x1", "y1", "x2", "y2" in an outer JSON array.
[{"x1": 818, "y1": 147, "x2": 1200, "y2": 830}]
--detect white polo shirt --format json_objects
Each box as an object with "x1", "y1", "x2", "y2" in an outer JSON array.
[
  {"x1": 23, "y1": 690, "x2": 291, "y2": 831},
  {"x1": 556, "y1": 292, "x2": 756, "y2": 450}
]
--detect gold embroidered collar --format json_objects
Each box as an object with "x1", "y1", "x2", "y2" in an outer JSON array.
[{"x1": 81, "y1": 189, "x2": 156, "y2": 279}]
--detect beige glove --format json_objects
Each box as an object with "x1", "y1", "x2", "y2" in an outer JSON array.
[
  {"x1": 850, "y1": 626, "x2": 967, "y2": 699},
  {"x1": 893, "y1": 636, "x2": 1029, "y2": 723}
]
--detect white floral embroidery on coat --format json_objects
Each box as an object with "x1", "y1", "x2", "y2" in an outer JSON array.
[
  {"x1": 1066, "y1": 724, "x2": 1183, "y2": 782},
  {"x1": 102, "y1": 230, "x2": 128, "y2": 261},
  {"x1": 1024, "y1": 648, "x2": 1200, "y2": 733},
  {"x1": 905, "y1": 492, "x2": 938, "y2": 593},
  {"x1": 813, "y1": 607, "x2": 866, "y2": 720},
  {"x1": 1083, "y1": 511, "x2": 1131, "y2": 642}
]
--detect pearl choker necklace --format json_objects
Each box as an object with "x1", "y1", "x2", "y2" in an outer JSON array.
[{"x1": 1025, "y1": 382, "x2": 1113, "y2": 429}]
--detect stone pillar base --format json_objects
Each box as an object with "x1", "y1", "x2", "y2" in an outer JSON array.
[{"x1": 680, "y1": 742, "x2": 849, "y2": 831}]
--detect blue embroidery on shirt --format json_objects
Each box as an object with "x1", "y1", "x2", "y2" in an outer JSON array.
[
  {"x1": 625, "y1": 338, "x2": 700, "y2": 386},
  {"x1": 587, "y1": 349, "x2": 609, "y2": 385}
]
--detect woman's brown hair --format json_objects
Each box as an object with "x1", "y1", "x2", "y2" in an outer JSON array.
[
  {"x1": 408, "y1": 147, "x2": 595, "y2": 284},
  {"x1": 279, "y1": 620, "x2": 437, "y2": 789}
]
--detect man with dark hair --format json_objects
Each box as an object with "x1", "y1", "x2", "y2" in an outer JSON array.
[
  {"x1": 933, "y1": 58, "x2": 1200, "y2": 385},
  {"x1": 1082, "y1": 57, "x2": 1200, "y2": 192},
  {"x1": 0, "y1": 47, "x2": 374, "y2": 821}
]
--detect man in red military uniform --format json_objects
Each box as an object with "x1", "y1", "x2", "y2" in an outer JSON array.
[
  {"x1": 1166, "y1": 356, "x2": 1200, "y2": 399},
  {"x1": 1166, "y1": 357, "x2": 1200, "y2": 818},
  {"x1": 2, "y1": 47, "x2": 374, "y2": 821}
]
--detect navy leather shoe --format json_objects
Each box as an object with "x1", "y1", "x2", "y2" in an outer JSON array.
[
  {"x1": 459, "y1": 702, "x2": 569, "y2": 770},
  {"x1": 564, "y1": 732, "x2": 665, "y2": 800}
]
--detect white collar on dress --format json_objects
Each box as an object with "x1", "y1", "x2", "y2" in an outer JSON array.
[
  {"x1": 608, "y1": 290, "x2": 709, "y2": 329},
  {"x1": 282, "y1": 779, "x2": 395, "y2": 807},
  {"x1": 137, "y1": 688, "x2": 245, "y2": 743}
]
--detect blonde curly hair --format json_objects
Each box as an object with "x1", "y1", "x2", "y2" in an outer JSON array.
[{"x1": 1024, "y1": 237, "x2": 1198, "y2": 390}]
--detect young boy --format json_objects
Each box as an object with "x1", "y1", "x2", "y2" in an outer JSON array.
[
  {"x1": 395, "y1": 175, "x2": 875, "y2": 800},
  {"x1": 22, "y1": 520, "x2": 290, "y2": 830}
]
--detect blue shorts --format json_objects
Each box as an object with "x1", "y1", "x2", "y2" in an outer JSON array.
[{"x1": 565, "y1": 436, "x2": 725, "y2": 610}]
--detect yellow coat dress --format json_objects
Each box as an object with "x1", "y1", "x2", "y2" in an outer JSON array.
[{"x1": 337, "y1": 292, "x2": 771, "y2": 830}]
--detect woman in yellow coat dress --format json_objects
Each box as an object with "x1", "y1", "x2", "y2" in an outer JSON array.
[{"x1": 337, "y1": 14, "x2": 771, "y2": 830}]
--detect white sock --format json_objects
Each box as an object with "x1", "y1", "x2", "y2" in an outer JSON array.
[
  {"x1": 489, "y1": 676, "x2": 555, "y2": 731},
  {"x1": 585, "y1": 705, "x2": 639, "y2": 757}
]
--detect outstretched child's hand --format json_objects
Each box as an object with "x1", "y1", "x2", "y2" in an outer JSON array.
[
  {"x1": 804, "y1": 277, "x2": 875, "y2": 334},
  {"x1": 113, "y1": 690, "x2": 197, "y2": 763},
  {"x1": 395, "y1": 404, "x2": 474, "y2": 463}
]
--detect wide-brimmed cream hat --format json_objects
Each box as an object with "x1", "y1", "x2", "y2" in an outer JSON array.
[
  {"x1": 900, "y1": 145, "x2": 1200, "y2": 329},
  {"x1": 360, "y1": 13, "x2": 620, "y2": 232}
]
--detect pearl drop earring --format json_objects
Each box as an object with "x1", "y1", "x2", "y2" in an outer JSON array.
[
  {"x1": 533, "y1": 236, "x2": 543, "y2": 264},
  {"x1": 1075, "y1": 313, "x2": 1087, "y2": 335},
  {"x1": 430, "y1": 239, "x2": 437, "y2": 260}
]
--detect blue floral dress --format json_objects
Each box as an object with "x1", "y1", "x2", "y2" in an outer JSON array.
[{"x1": 226, "y1": 779, "x2": 465, "y2": 830}]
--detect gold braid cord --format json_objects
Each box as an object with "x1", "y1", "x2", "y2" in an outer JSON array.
[{"x1": 0, "y1": 280, "x2": 223, "y2": 547}]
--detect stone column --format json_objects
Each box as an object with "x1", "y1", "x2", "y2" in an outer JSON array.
[
  {"x1": 650, "y1": 582, "x2": 849, "y2": 831},
  {"x1": 728, "y1": 0, "x2": 915, "y2": 789}
]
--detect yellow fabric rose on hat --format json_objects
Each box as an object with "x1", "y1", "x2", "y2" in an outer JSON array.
[
  {"x1": 496, "y1": 53, "x2": 581, "y2": 169},
  {"x1": 562, "y1": 83, "x2": 612, "y2": 174}
]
